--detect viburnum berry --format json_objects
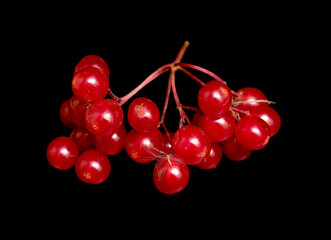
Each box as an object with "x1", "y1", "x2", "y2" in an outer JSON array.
[
  {"x1": 47, "y1": 136, "x2": 79, "y2": 170},
  {"x1": 153, "y1": 156, "x2": 190, "y2": 195},
  {"x1": 74, "y1": 55, "x2": 110, "y2": 79},
  {"x1": 196, "y1": 142, "x2": 223, "y2": 169},
  {"x1": 59, "y1": 99, "x2": 76, "y2": 129},
  {"x1": 249, "y1": 106, "x2": 281, "y2": 137},
  {"x1": 234, "y1": 87, "x2": 268, "y2": 112},
  {"x1": 221, "y1": 134, "x2": 252, "y2": 161},
  {"x1": 69, "y1": 95, "x2": 90, "y2": 128},
  {"x1": 69, "y1": 127, "x2": 95, "y2": 153}
]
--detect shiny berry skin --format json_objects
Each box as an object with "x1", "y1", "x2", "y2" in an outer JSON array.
[
  {"x1": 127, "y1": 97, "x2": 160, "y2": 132},
  {"x1": 69, "y1": 95, "x2": 90, "y2": 128},
  {"x1": 249, "y1": 106, "x2": 281, "y2": 137},
  {"x1": 94, "y1": 124, "x2": 127, "y2": 155},
  {"x1": 172, "y1": 125, "x2": 211, "y2": 165},
  {"x1": 153, "y1": 157, "x2": 189, "y2": 195},
  {"x1": 84, "y1": 99, "x2": 124, "y2": 136},
  {"x1": 75, "y1": 149, "x2": 111, "y2": 184},
  {"x1": 69, "y1": 127, "x2": 95, "y2": 153},
  {"x1": 235, "y1": 115, "x2": 271, "y2": 150},
  {"x1": 221, "y1": 134, "x2": 252, "y2": 161},
  {"x1": 74, "y1": 55, "x2": 110, "y2": 79},
  {"x1": 59, "y1": 99, "x2": 75, "y2": 128},
  {"x1": 197, "y1": 110, "x2": 236, "y2": 142},
  {"x1": 196, "y1": 142, "x2": 222, "y2": 169},
  {"x1": 125, "y1": 129, "x2": 164, "y2": 164},
  {"x1": 162, "y1": 133, "x2": 175, "y2": 154},
  {"x1": 47, "y1": 136, "x2": 79, "y2": 170},
  {"x1": 198, "y1": 80, "x2": 232, "y2": 119},
  {"x1": 234, "y1": 87, "x2": 268, "y2": 111},
  {"x1": 72, "y1": 66, "x2": 109, "y2": 102}
]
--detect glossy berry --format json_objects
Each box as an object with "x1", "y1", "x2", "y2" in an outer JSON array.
[
  {"x1": 197, "y1": 110, "x2": 236, "y2": 142},
  {"x1": 172, "y1": 125, "x2": 211, "y2": 165},
  {"x1": 69, "y1": 95, "x2": 90, "y2": 128},
  {"x1": 234, "y1": 87, "x2": 268, "y2": 111},
  {"x1": 94, "y1": 124, "x2": 127, "y2": 155},
  {"x1": 198, "y1": 80, "x2": 232, "y2": 119},
  {"x1": 235, "y1": 115, "x2": 271, "y2": 150},
  {"x1": 47, "y1": 136, "x2": 79, "y2": 170},
  {"x1": 153, "y1": 156, "x2": 189, "y2": 195},
  {"x1": 125, "y1": 129, "x2": 164, "y2": 164},
  {"x1": 72, "y1": 66, "x2": 109, "y2": 102},
  {"x1": 59, "y1": 99, "x2": 75, "y2": 128},
  {"x1": 84, "y1": 99, "x2": 124, "y2": 136},
  {"x1": 162, "y1": 133, "x2": 175, "y2": 155},
  {"x1": 69, "y1": 127, "x2": 95, "y2": 153},
  {"x1": 127, "y1": 97, "x2": 160, "y2": 132},
  {"x1": 249, "y1": 106, "x2": 281, "y2": 137},
  {"x1": 74, "y1": 55, "x2": 110, "y2": 79},
  {"x1": 221, "y1": 134, "x2": 252, "y2": 161},
  {"x1": 196, "y1": 142, "x2": 222, "y2": 169},
  {"x1": 75, "y1": 149, "x2": 111, "y2": 184}
]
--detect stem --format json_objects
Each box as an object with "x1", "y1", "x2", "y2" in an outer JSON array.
[
  {"x1": 175, "y1": 63, "x2": 226, "y2": 85},
  {"x1": 174, "y1": 41, "x2": 190, "y2": 64},
  {"x1": 158, "y1": 76, "x2": 172, "y2": 127},
  {"x1": 118, "y1": 63, "x2": 171, "y2": 106},
  {"x1": 231, "y1": 107, "x2": 250, "y2": 115},
  {"x1": 177, "y1": 66, "x2": 205, "y2": 86},
  {"x1": 233, "y1": 99, "x2": 276, "y2": 106}
]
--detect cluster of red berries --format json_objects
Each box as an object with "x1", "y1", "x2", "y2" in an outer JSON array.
[{"x1": 46, "y1": 42, "x2": 281, "y2": 194}]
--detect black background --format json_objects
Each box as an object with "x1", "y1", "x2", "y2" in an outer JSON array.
[{"x1": 9, "y1": 3, "x2": 307, "y2": 229}]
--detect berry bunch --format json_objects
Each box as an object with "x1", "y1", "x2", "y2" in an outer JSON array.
[{"x1": 47, "y1": 41, "x2": 281, "y2": 194}]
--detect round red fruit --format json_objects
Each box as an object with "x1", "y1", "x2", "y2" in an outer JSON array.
[
  {"x1": 74, "y1": 55, "x2": 110, "y2": 79},
  {"x1": 234, "y1": 87, "x2": 268, "y2": 111},
  {"x1": 153, "y1": 156, "x2": 189, "y2": 195},
  {"x1": 59, "y1": 99, "x2": 75, "y2": 129},
  {"x1": 47, "y1": 136, "x2": 79, "y2": 170},
  {"x1": 235, "y1": 115, "x2": 271, "y2": 150},
  {"x1": 198, "y1": 80, "x2": 232, "y2": 119},
  {"x1": 172, "y1": 125, "x2": 211, "y2": 165},
  {"x1": 69, "y1": 95, "x2": 90, "y2": 128},
  {"x1": 196, "y1": 142, "x2": 222, "y2": 169},
  {"x1": 75, "y1": 149, "x2": 111, "y2": 184},
  {"x1": 127, "y1": 97, "x2": 160, "y2": 132},
  {"x1": 94, "y1": 124, "x2": 127, "y2": 155},
  {"x1": 221, "y1": 134, "x2": 252, "y2": 161},
  {"x1": 70, "y1": 127, "x2": 95, "y2": 153},
  {"x1": 249, "y1": 106, "x2": 281, "y2": 137},
  {"x1": 72, "y1": 66, "x2": 109, "y2": 102},
  {"x1": 85, "y1": 99, "x2": 124, "y2": 136}
]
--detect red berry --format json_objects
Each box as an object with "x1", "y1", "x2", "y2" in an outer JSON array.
[
  {"x1": 72, "y1": 66, "x2": 109, "y2": 102},
  {"x1": 69, "y1": 95, "x2": 90, "y2": 128},
  {"x1": 235, "y1": 115, "x2": 271, "y2": 150},
  {"x1": 59, "y1": 99, "x2": 76, "y2": 128},
  {"x1": 198, "y1": 80, "x2": 232, "y2": 119},
  {"x1": 234, "y1": 87, "x2": 268, "y2": 111},
  {"x1": 221, "y1": 134, "x2": 252, "y2": 161},
  {"x1": 197, "y1": 110, "x2": 236, "y2": 142},
  {"x1": 75, "y1": 149, "x2": 111, "y2": 184},
  {"x1": 172, "y1": 125, "x2": 211, "y2": 165},
  {"x1": 74, "y1": 55, "x2": 110, "y2": 79},
  {"x1": 191, "y1": 111, "x2": 203, "y2": 126},
  {"x1": 127, "y1": 97, "x2": 160, "y2": 132},
  {"x1": 69, "y1": 127, "x2": 95, "y2": 153},
  {"x1": 162, "y1": 133, "x2": 175, "y2": 155},
  {"x1": 47, "y1": 136, "x2": 79, "y2": 170},
  {"x1": 249, "y1": 106, "x2": 281, "y2": 137},
  {"x1": 94, "y1": 124, "x2": 127, "y2": 155},
  {"x1": 84, "y1": 99, "x2": 124, "y2": 136},
  {"x1": 125, "y1": 129, "x2": 164, "y2": 164},
  {"x1": 153, "y1": 156, "x2": 189, "y2": 195},
  {"x1": 196, "y1": 142, "x2": 222, "y2": 169}
]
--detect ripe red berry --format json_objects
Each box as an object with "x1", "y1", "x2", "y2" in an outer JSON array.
[
  {"x1": 172, "y1": 125, "x2": 211, "y2": 165},
  {"x1": 196, "y1": 142, "x2": 222, "y2": 169},
  {"x1": 74, "y1": 55, "x2": 110, "y2": 79},
  {"x1": 234, "y1": 87, "x2": 268, "y2": 111},
  {"x1": 59, "y1": 99, "x2": 76, "y2": 128},
  {"x1": 69, "y1": 127, "x2": 95, "y2": 153},
  {"x1": 249, "y1": 106, "x2": 281, "y2": 137},
  {"x1": 198, "y1": 80, "x2": 232, "y2": 119},
  {"x1": 235, "y1": 115, "x2": 271, "y2": 150},
  {"x1": 47, "y1": 136, "x2": 79, "y2": 170},
  {"x1": 197, "y1": 110, "x2": 236, "y2": 142},
  {"x1": 94, "y1": 124, "x2": 127, "y2": 155},
  {"x1": 69, "y1": 95, "x2": 90, "y2": 128},
  {"x1": 127, "y1": 97, "x2": 160, "y2": 132},
  {"x1": 84, "y1": 99, "x2": 124, "y2": 136},
  {"x1": 75, "y1": 149, "x2": 111, "y2": 184},
  {"x1": 125, "y1": 129, "x2": 164, "y2": 164},
  {"x1": 221, "y1": 134, "x2": 252, "y2": 161},
  {"x1": 153, "y1": 156, "x2": 189, "y2": 195},
  {"x1": 72, "y1": 66, "x2": 109, "y2": 102}
]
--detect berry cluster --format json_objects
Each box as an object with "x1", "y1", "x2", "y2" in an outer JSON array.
[{"x1": 47, "y1": 41, "x2": 281, "y2": 194}]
